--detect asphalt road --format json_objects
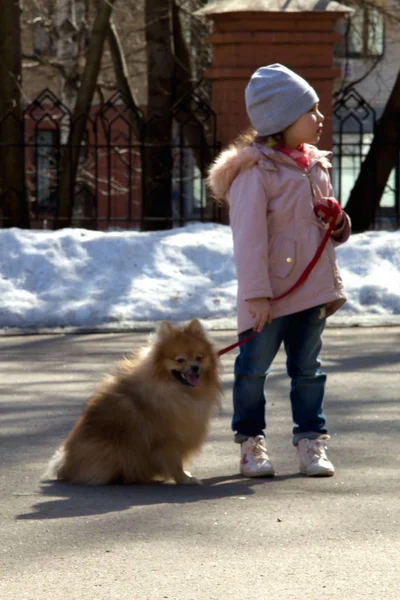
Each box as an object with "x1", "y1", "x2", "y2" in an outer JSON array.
[{"x1": 1, "y1": 327, "x2": 399, "y2": 600}]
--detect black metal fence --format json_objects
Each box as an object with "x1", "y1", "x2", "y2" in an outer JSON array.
[
  {"x1": 1, "y1": 87, "x2": 399, "y2": 230},
  {"x1": 0, "y1": 89, "x2": 222, "y2": 230},
  {"x1": 333, "y1": 88, "x2": 400, "y2": 230}
]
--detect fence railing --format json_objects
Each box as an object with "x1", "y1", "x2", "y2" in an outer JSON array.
[{"x1": 0, "y1": 89, "x2": 222, "y2": 230}]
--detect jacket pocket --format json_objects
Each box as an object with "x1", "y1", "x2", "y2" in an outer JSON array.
[{"x1": 269, "y1": 236, "x2": 296, "y2": 279}]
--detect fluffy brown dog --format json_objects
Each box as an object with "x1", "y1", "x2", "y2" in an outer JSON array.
[{"x1": 45, "y1": 320, "x2": 222, "y2": 485}]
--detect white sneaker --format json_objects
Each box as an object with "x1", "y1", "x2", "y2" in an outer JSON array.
[
  {"x1": 297, "y1": 436, "x2": 335, "y2": 477},
  {"x1": 240, "y1": 436, "x2": 275, "y2": 477}
]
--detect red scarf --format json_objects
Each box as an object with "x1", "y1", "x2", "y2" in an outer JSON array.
[{"x1": 270, "y1": 141, "x2": 312, "y2": 171}]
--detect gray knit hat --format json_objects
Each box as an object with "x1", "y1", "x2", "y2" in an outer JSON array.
[{"x1": 245, "y1": 64, "x2": 319, "y2": 136}]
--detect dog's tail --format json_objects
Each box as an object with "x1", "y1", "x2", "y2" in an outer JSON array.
[{"x1": 41, "y1": 446, "x2": 65, "y2": 481}]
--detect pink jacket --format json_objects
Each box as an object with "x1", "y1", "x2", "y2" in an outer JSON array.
[{"x1": 208, "y1": 143, "x2": 351, "y2": 334}]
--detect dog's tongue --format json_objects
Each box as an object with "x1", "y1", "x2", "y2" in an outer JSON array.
[{"x1": 186, "y1": 373, "x2": 200, "y2": 387}]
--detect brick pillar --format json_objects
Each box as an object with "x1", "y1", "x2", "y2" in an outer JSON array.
[{"x1": 197, "y1": 5, "x2": 351, "y2": 150}]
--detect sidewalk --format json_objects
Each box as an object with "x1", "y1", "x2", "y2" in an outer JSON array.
[{"x1": 1, "y1": 327, "x2": 399, "y2": 600}]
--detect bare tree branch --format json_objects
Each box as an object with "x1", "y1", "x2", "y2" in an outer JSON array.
[
  {"x1": 171, "y1": 0, "x2": 212, "y2": 173},
  {"x1": 56, "y1": 0, "x2": 117, "y2": 228}
]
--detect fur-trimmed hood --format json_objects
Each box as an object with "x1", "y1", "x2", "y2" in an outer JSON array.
[{"x1": 207, "y1": 143, "x2": 332, "y2": 201}]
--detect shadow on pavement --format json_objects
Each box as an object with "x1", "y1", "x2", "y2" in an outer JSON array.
[{"x1": 16, "y1": 473, "x2": 301, "y2": 521}]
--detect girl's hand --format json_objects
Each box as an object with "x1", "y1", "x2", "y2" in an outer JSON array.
[
  {"x1": 314, "y1": 197, "x2": 342, "y2": 225},
  {"x1": 247, "y1": 297, "x2": 272, "y2": 332}
]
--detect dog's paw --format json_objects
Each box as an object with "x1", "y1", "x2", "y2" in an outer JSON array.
[{"x1": 179, "y1": 471, "x2": 203, "y2": 485}]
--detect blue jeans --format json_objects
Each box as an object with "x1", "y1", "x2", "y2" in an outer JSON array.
[{"x1": 232, "y1": 305, "x2": 328, "y2": 445}]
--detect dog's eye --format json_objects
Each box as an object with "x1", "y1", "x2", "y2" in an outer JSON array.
[
  {"x1": 176, "y1": 357, "x2": 186, "y2": 364},
  {"x1": 196, "y1": 355, "x2": 203, "y2": 362}
]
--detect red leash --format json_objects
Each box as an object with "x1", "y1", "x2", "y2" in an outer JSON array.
[{"x1": 217, "y1": 213, "x2": 340, "y2": 357}]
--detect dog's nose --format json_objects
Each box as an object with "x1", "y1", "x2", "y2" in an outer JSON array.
[{"x1": 190, "y1": 365, "x2": 200, "y2": 374}]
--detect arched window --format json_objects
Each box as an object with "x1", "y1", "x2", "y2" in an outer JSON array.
[{"x1": 335, "y1": 5, "x2": 385, "y2": 59}]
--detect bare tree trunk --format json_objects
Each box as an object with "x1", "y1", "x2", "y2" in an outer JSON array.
[
  {"x1": 107, "y1": 20, "x2": 144, "y2": 141},
  {"x1": 345, "y1": 67, "x2": 400, "y2": 232},
  {"x1": 56, "y1": 0, "x2": 116, "y2": 229},
  {"x1": 143, "y1": 0, "x2": 175, "y2": 231},
  {"x1": 0, "y1": 0, "x2": 30, "y2": 228}
]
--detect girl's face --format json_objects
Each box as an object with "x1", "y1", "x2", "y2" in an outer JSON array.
[{"x1": 283, "y1": 104, "x2": 324, "y2": 148}]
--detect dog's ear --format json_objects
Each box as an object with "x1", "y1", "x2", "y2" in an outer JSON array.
[
  {"x1": 185, "y1": 319, "x2": 206, "y2": 337},
  {"x1": 157, "y1": 320, "x2": 174, "y2": 340}
]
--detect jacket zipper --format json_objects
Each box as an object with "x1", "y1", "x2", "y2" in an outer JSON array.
[{"x1": 305, "y1": 171, "x2": 315, "y2": 200}]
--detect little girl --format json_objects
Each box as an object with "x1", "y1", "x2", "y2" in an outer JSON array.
[{"x1": 208, "y1": 64, "x2": 351, "y2": 478}]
